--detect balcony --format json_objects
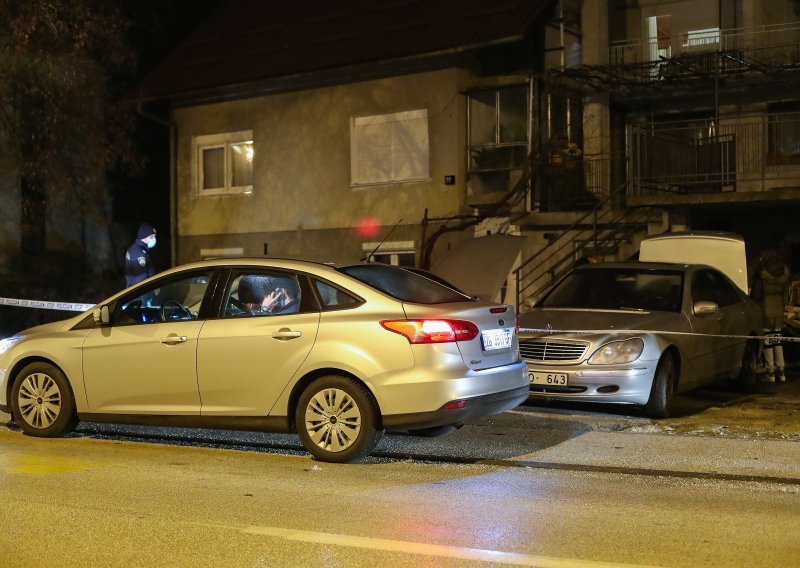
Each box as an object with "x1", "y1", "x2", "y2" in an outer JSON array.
[
  {"x1": 629, "y1": 112, "x2": 800, "y2": 206},
  {"x1": 606, "y1": 22, "x2": 800, "y2": 86},
  {"x1": 534, "y1": 154, "x2": 615, "y2": 212}
]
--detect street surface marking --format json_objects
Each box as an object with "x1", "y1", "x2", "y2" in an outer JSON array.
[
  {"x1": 0, "y1": 454, "x2": 96, "y2": 475},
  {"x1": 241, "y1": 525, "x2": 665, "y2": 568}
]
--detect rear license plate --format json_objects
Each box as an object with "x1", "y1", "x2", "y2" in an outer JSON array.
[
  {"x1": 481, "y1": 328, "x2": 512, "y2": 351},
  {"x1": 529, "y1": 372, "x2": 569, "y2": 386}
]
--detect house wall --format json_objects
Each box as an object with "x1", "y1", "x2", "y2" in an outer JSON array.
[{"x1": 173, "y1": 67, "x2": 475, "y2": 265}]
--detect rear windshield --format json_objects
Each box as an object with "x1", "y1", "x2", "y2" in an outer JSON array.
[
  {"x1": 540, "y1": 267, "x2": 685, "y2": 312},
  {"x1": 339, "y1": 264, "x2": 472, "y2": 304}
]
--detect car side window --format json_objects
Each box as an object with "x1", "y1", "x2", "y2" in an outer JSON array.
[
  {"x1": 113, "y1": 271, "x2": 211, "y2": 326},
  {"x1": 313, "y1": 279, "x2": 359, "y2": 309},
  {"x1": 224, "y1": 271, "x2": 304, "y2": 317},
  {"x1": 691, "y1": 270, "x2": 716, "y2": 304},
  {"x1": 707, "y1": 270, "x2": 741, "y2": 307}
]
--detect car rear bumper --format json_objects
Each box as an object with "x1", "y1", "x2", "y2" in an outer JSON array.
[
  {"x1": 526, "y1": 360, "x2": 659, "y2": 406},
  {"x1": 382, "y1": 385, "x2": 530, "y2": 430},
  {"x1": 373, "y1": 357, "x2": 528, "y2": 414}
]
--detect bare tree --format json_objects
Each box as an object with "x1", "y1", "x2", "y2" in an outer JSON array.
[{"x1": 0, "y1": 0, "x2": 137, "y2": 262}]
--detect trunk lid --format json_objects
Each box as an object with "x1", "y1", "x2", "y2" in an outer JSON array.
[{"x1": 402, "y1": 300, "x2": 519, "y2": 371}]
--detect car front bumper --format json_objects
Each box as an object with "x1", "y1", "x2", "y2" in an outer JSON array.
[{"x1": 526, "y1": 359, "x2": 660, "y2": 406}]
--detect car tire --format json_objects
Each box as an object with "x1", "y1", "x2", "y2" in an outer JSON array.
[
  {"x1": 645, "y1": 353, "x2": 676, "y2": 419},
  {"x1": 296, "y1": 375, "x2": 383, "y2": 463},
  {"x1": 10, "y1": 362, "x2": 78, "y2": 437},
  {"x1": 408, "y1": 424, "x2": 463, "y2": 438},
  {"x1": 735, "y1": 338, "x2": 759, "y2": 389}
]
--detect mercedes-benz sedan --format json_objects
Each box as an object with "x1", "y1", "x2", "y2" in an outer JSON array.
[
  {"x1": 0, "y1": 259, "x2": 528, "y2": 462},
  {"x1": 518, "y1": 263, "x2": 762, "y2": 418}
]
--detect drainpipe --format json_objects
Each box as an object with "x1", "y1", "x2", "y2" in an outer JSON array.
[{"x1": 136, "y1": 101, "x2": 177, "y2": 268}]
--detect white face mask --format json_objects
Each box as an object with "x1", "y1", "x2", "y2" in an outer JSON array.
[{"x1": 144, "y1": 235, "x2": 157, "y2": 249}]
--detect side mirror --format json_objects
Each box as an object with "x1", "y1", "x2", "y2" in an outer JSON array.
[
  {"x1": 93, "y1": 305, "x2": 111, "y2": 325},
  {"x1": 693, "y1": 301, "x2": 719, "y2": 316}
]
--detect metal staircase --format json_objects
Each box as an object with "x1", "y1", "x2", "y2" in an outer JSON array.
[{"x1": 514, "y1": 183, "x2": 658, "y2": 310}]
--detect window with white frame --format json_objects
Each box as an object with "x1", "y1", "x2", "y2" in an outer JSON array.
[
  {"x1": 194, "y1": 131, "x2": 254, "y2": 195},
  {"x1": 351, "y1": 110, "x2": 429, "y2": 186}
]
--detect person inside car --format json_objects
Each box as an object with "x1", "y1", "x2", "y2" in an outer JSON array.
[
  {"x1": 237, "y1": 276, "x2": 267, "y2": 315},
  {"x1": 272, "y1": 281, "x2": 300, "y2": 315}
]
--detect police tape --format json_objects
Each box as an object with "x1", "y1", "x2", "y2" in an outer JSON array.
[
  {"x1": 519, "y1": 327, "x2": 800, "y2": 343},
  {"x1": 0, "y1": 296, "x2": 94, "y2": 313},
  {"x1": 2, "y1": 294, "x2": 800, "y2": 343}
]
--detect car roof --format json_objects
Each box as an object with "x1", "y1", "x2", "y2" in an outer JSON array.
[
  {"x1": 150, "y1": 257, "x2": 346, "y2": 279},
  {"x1": 176, "y1": 257, "x2": 338, "y2": 269}
]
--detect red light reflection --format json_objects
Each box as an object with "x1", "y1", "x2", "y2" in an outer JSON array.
[{"x1": 354, "y1": 217, "x2": 382, "y2": 238}]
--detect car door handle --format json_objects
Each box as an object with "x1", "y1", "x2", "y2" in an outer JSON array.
[
  {"x1": 161, "y1": 335, "x2": 188, "y2": 345},
  {"x1": 272, "y1": 329, "x2": 302, "y2": 340}
]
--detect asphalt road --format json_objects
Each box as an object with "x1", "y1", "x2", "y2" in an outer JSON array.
[{"x1": 1, "y1": 386, "x2": 800, "y2": 568}]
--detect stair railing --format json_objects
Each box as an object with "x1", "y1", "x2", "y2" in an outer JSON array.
[{"x1": 514, "y1": 182, "x2": 633, "y2": 310}]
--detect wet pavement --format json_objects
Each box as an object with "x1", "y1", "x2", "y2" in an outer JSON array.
[{"x1": 2, "y1": 375, "x2": 800, "y2": 567}]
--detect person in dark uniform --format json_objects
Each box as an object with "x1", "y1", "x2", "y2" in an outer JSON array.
[{"x1": 124, "y1": 222, "x2": 157, "y2": 287}]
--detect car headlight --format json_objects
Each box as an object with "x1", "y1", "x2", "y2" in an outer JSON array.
[
  {"x1": 0, "y1": 336, "x2": 22, "y2": 355},
  {"x1": 588, "y1": 338, "x2": 644, "y2": 365}
]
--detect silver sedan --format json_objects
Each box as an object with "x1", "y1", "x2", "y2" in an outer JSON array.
[
  {"x1": 0, "y1": 259, "x2": 528, "y2": 462},
  {"x1": 518, "y1": 263, "x2": 762, "y2": 418}
]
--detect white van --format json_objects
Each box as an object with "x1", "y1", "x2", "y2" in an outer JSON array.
[{"x1": 639, "y1": 232, "x2": 748, "y2": 292}]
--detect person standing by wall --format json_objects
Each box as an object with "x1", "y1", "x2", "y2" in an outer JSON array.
[
  {"x1": 124, "y1": 222, "x2": 157, "y2": 287},
  {"x1": 751, "y1": 247, "x2": 792, "y2": 382}
]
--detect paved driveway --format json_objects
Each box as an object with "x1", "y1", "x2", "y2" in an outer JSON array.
[{"x1": 521, "y1": 373, "x2": 800, "y2": 442}]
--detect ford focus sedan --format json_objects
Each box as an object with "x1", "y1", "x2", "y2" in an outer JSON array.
[
  {"x1": 518, "y1": 263, "x2": 762, "y2": 418},
  {"x1": 0, "y1": 259, "x2": 528, "y2": 462}
]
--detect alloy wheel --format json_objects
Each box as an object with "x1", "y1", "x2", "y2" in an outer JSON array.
[
  {"x1": 17, "y1": 372, "x2": 62, "y2": 430},
  {"x1": 304, "y1": 388, "x2": 362, "y2": 452}
]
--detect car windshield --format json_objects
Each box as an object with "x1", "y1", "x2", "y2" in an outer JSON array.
[
  {"x1": 339, "y1": 264, "x2": 473, "y2": 304},
  {"x1": 540, "y1": 267, "x2": 684, "y2": 312}
]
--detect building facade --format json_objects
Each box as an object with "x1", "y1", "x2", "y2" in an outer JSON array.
[
  {"x1": 138, "y1": 1, "x2": 555, "y2": 282},
  {"x1": 140, "y1": 0, "x2": 800, "y2": 308}
]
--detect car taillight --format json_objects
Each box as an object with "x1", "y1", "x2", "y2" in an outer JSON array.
[{"x1": 380, "y1": 319, "x2": 479, "y2": 344}]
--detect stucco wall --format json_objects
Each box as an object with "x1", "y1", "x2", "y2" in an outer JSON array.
[{"x1": 173, "y1": 67, "x2": 477, "y2": 263}]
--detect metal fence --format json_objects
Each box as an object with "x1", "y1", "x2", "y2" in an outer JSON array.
[
  {"x1": 535, "y1": 155, "x2": 615, "y2": 211},
  {"x1": 631, "y1": 112, "x2": 800, "y2": 196},
  {"x1": 609, "y1": 22, "x2": 800, "y2": 82}
]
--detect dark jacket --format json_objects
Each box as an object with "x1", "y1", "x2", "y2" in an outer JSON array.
[
  {"x1": 754, "y1": 261, "x2": 791, "y2": 329},
  {"x1": 124, "y1": 240, "x2": 154, "y2": 287}
]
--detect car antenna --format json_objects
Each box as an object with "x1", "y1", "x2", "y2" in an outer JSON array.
[{"x1": 362, "y1": 218, "x2": 403, "y2": 262}]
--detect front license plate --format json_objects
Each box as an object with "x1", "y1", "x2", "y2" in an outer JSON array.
[
  {"x1": 529, "y1": 372, "x2": 569, "y2": 386},
  {"x1": 482, "y1": 328, "x2": 512, "y2": 351}
]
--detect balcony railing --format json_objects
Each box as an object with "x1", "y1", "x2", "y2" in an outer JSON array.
[
  {"x1": 535, "y1": 154, "x2": 618, "y2": 212},
  {"x1": 631, "y1": 112, "x2": 800, "y2": 196},
  {"x1": 609, "y1": 22, "x2": 800, "y2": 82}
]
